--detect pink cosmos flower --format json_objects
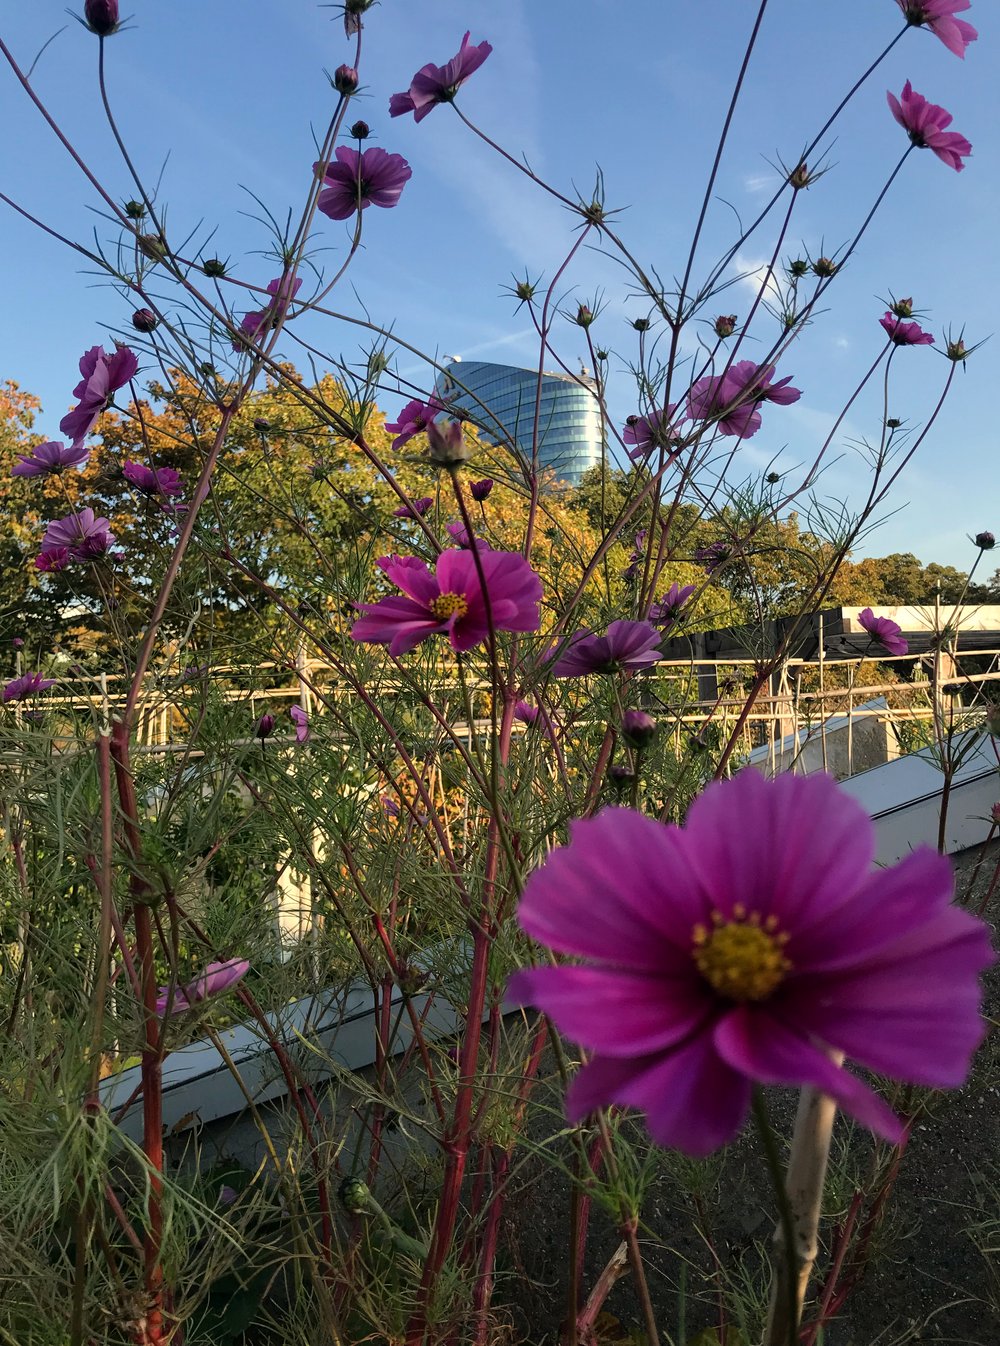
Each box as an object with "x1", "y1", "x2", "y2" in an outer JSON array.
[
  {"x1": 3, "y1": 671, "x2": 56, "y2": 702},
  {"x1": 316, "y1": 147, "x2": 412, "y2": 222},
  {"x1": 237, "y1": 276, "x2": 303, "y2": 346},
  {"x1": 42, "y1": 508, "x2": 115, "y2": 561},
  {"x1": 470, "y1": 478, "x2": 494, "y2": 502},
  {"x1": 35, "y1": 547, "x2": 70, "y2": 573},
  {"x1": 445, "y1": 520, "x2": 490, "y2": 550},
  {"x1": 123, "y1": 462, "x2": 184, "y2": 498},
  {"x1": 384, "y1": 397, "x2": 449, "y2": 450},
  {"x1": 650, "y1": 582, "x2": 696, "y2": 626},
  {"x1": 59, "y1": 344, "x2": 139, "y2": 442},
  {"x1": 390, "y1": 32, "x2": 493, "y2": 122},
  {"x1": 155, "y1": 958, "x2": 250, "y2": 1016},
  {"x1": 623, "y1": 406, "x2": 682, "y2": 462},
  {"x1": 509, "y1": 771, "x2": 994, "y2": 1156},
  {"x1": 858, "y1": 608, "x2": 909, "y2": 657},
  {"x1": 289, "y1": 705, "x2": 310, "y2": 743},
  {"x1": 393, "y1": 496, "x2": 434, "y2": 519},
  {"x1": 351, "y1": 549, "x2": 542, "y2": 656},
  {"x1": 694, "y1": 541, "x2": 731, "y2": 575},
  {"x1": 880, "y1": 312, "x2": 935, "y2": 345},
  {"x1": 553, "y1": 620, "x2": 662, "y2": 677},
  {"x1": 887, "y1": 81, "x2": 972, "y2": 171},
  {"x1": 12, "y1": 440, "x2": 90, "y2": 477},
  {"x1": 687, "y1": 361, "x2": 801, "y2": 440},
  {"x1": 897, "y1": 1, "x2": 977, "y2": 59}
]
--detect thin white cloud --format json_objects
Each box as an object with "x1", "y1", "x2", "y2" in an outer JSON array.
[{"x1": 733, "y1": 252, "x2": 782, "y2": 305}]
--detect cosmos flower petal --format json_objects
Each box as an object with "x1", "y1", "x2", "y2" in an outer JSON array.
[
  {"x1": 509, "y1": 965, "x2": 712, "y2": 1057},
  {"x1": 567, "y1": 1038, "x2": 752, "y2": 1157},
  {"x1": 684, "y1": 770, "x2": 874, "y2": 927},
  {"x1": 714, "y1": 1007, "x2": 905, "y2": 1141}
]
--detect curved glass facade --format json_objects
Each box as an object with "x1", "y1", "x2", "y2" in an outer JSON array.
[{"x1": 435, "y1": 360, "x2": 604, "y2": 486}]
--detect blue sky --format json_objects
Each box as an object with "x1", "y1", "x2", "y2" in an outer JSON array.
[{"x1": 1, "y1": 0, "x2": 996, "y2": 568}]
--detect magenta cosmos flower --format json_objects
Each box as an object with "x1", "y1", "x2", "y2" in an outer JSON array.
[
  {"x1": 60, "y1": 344, "x2": 139, "y2": 442},
  {"x1": 352, "y1": 550, "x2": 542, "y2": 656},
  {"x1": 623, "y1": 405, "x2": 682, "y2": 462},
  {"x1": 888, "y1": 81, "x2": 972, "y2": 171},
  {"x1": 384, "y1": 396, "x2": 449, "y2": 450},
  {"x1": 393, "y1": 496, "x2": 434, "y2": 519},
  {"x1": 316, "y1": 147, "x2": 412, "y2": 222},
  {"x1": 509, "y1": 771, "x2": 993, "y2": 1156},
  {"x1": 237, "y1": 275, "x2": 302, "y2": 346},
  {"x1": 155, "y1": 958, "x2": 250, "y2": 1016},
  {"x1": 390, "y1": 32, "x2": 493, "y2": 122},
  {"x1": 41, "y1": 508, "x2": 115, "y2": 561},
  {"x1": 123, "y1": 462, "x2": 184, "y2": 498},
  {"x1": 858, "y1": 607, "x2": 909, "y2": 656},
  {"x1": 289, "y1": 705, "x2": 310, "y2": 743},
  {"x1": 553, "y1": 620, "x2": 662, "y2": 677},
  {"x1": 897, "y1": 1, "x2": 977, "y2": 58},
  {"x1": 687, "y1": 361, "x2": 801, "y2": 440},
  {"x1": 3, "y1": 671, "x2": 57, "y2": 703},
  {"x1": 12, "y1": 440, "x2": 90, "y2": 478},
  {"x1": 880, "y1": 312, "x2": 935, "y2": 345},
  {"x1": 650, "y1": 582, "x2": 696, "y2": 626}
]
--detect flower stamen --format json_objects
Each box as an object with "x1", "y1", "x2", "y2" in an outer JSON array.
[
  {"x1": 431, "y1": 591, "x2": 469, "y2": 620},
  {"x1": 692, "y1": 909, "x2": 790, "y2": 1001}
]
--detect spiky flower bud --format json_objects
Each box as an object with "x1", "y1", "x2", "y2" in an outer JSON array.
[
  {"x1": 338, "y1": 1177, "x2": 371, "y2": 1214},
  {"x1": 350, "y1": 120, "x2": 371, "y2": 139},
  {"x1": 334, "y1": 64, "x2": 359, "y2": 95},
  {"x1": 124, "y1": 199, "x2": 146, "y2": 220},
  {"x1": 890, "y1": 297, "x2": 914, "y2": 318},
  {"x1": 714, "y1": 314, "x2": 737, "y2": 338},
  {"x1": 787, "y1": 258, "x2": 809, "y2": 278},
  {"x1": 202, "y1": 258, "x2": 227, "y2": 278},
  {"x1": 131, "y1": 308, "x2": 158, "y2": 333},
  {"x1": 975, "y1": 531, "x2": 996, "y2": 551},
  {"x1": 575, "y1": 303, "x2": 594, "y2": 327},
  {"x1": 622, "y1": 709, "x2": 657, "y2": 750},
  {"x1": 84, "y1": 0, "x2": 119, "y2": 36}
]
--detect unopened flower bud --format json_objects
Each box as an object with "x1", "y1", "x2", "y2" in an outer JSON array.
[
  {"x1": 946, "y1": 337, "x2": 969, "y2": 362},
  {"x1": 789, "y1": 161, "x2": 811, "y2": 190},
  {"x1": 367, "y1": 351, "x2": 389, "y2": 376},
  {"x1": 515, "y1": 279, "x2": 536, "y2": 303},
  {"x1": 84, "y1": 0, "x2": 119, "y2": 36},
  {"x1": 608, "y1": 765, "x2": 636, "y2": 786},
  {"x1": 891, "y1": 297, "x2": 914, "y2": 318},
  {"x1": 255, "y1": 713, "x2": 276, "y2": 740},
  {"x1": 632, "y1": 317, "x2": 651, "y2": 332},
  {"x1": 622, "y1": 709, "x2": 657, "y2": 749},
  {"x1": 334, "y1": 64, "x2": 359, "y2": 95},
  {"x1": 583, "y1": 200, "x2": 605, "y2": 224},
  {"x1": 787, "y1": 258, "x2": 809, "y2": 278},
  {"x1": 338, "y1": 1177, "x2": 371, "y2": 1214},
  {"x1": 714, "y1": 314, "x2": 737, "y2": 339},
  {"x1": 975, "y1": 531, "x2": 995, "y2": 551},
  {"x1": 812, "y1": 257, "x2": 837, "y2": 278},
  {"x1": 131, "y1": 307, "x2": 158, "y2": 333},
  {"x1": 595, "y1": 348, "x2": 609, "y2": 360},
  {"x1": 426, "y1": 418, "x2": 473, "y2": 467},
  {"x1": 350, "y1": 120, "x2": 371, "y2": 139},
  {"x1": 202, "y1": 257, "x2": 227, "y2": 278},
  {"x1": 124, "y1": 199, "x2": 146, "y2": 220},
  {"x1": 766, "y1": 471, "x2": 781, "y2": 484},
  {"x1": 886, "y1": 417, "x2": 903, "y2": 430},
  {"x1": 575, "y1": 303, "x2": 594, "y2": 327},
  {"x1": 470, "y1": 477, "x2": 494, "y2": 502},
  {"x1": 253, "y1": 417, "x2": 270, "y2": 432},
  {"x1": 139, "y1": 234, "x2": 167, "y2": 263}
]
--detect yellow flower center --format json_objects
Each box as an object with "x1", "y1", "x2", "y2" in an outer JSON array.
[
  {"x1": 692, "y1": 907, "x2": 791, "y2": 1002},
  {"x1": 430, "y1": 591, "x2": 469, "y2": 621}
]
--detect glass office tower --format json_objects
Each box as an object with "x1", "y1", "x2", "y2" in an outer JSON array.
[{"x1": 436, "y1": 359, "x2": 604, "y2": 486}]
